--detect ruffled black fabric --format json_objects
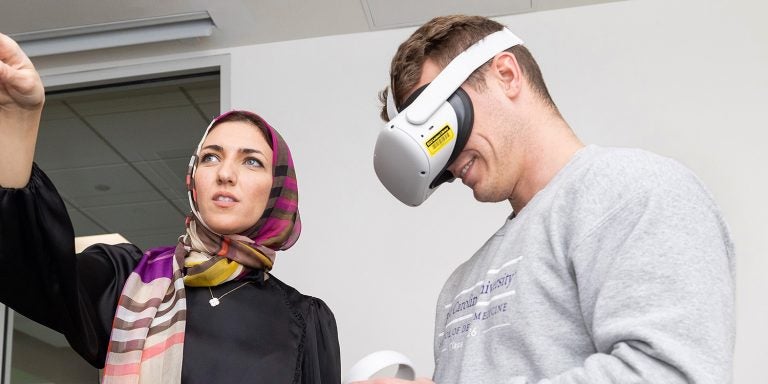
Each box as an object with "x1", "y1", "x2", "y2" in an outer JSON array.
[{"x1": 0, "y1": 164, "x2": 340, "y2": 384}]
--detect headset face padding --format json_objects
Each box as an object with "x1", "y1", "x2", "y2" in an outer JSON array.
[
  {"x1": 397, "y1": 84, "x2": 475, "y2": 190},
  {"x1": 435, "y1": 87, "x2": 474, "y2": 187}
]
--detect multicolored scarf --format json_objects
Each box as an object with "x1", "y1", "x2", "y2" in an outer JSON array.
[{"x1": 102, "y1": 111, "x2": 301, "y2": 383}]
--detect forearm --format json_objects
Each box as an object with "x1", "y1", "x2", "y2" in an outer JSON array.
[{"x1": 0, "y1": 107, "x2": 41, "y2": 187}]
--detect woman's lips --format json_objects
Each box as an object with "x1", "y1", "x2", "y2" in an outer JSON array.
[{"x1": 212, "y1": 192, "x2": 239, "y2": 207}]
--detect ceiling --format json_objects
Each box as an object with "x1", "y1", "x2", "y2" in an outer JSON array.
[{"x1": 3, "y1": 0, "x2": 623, "y2": 62}]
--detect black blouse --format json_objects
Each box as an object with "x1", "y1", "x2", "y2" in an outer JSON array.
[{"x1": 0, "y1": 164, "x2": 341, "y2": 383}]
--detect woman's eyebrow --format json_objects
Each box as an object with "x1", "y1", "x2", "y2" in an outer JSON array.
[
  {"x1": 201, "y1": 145, "x2": 264, "y2": 156},
  {"x1": 240, "y1": 148, "x2": 266, "y2": 156}
]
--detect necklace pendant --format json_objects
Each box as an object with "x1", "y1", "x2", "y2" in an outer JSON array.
[{"x1": 209, "y1": 297, "x2": 220, "y2": 307}]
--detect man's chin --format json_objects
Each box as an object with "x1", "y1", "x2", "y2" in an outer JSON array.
[
  {"x1": 472, "y1": 187, "x2": 506, "y2": 203},
  {"x1": 472, "y1": 188, "x2": 491, "y2": 202}
]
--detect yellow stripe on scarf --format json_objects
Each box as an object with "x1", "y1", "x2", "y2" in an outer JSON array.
[{"x1": 183, "y1": 257, "x2": 242, "y2": 287}]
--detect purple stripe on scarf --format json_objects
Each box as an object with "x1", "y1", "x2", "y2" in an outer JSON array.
[
  {"x1": 257, "y1": 220, "x2": 291, "y2": 241},
  {"x1": 134, "y1": 246, "x2": 176, "y2": 283},
  {"x1": 274, "y1": 198, "x2": 297, "y2": 211},
  {"x1": 282, "y1": 177, "x2": 298, "y2": 191}
]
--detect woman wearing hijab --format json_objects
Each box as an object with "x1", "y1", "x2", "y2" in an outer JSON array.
[{"x1": 0, "y1": 33, "x2": 340, "y2": 383}]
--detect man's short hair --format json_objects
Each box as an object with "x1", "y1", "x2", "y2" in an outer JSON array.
[{"x1": 379, "y1": 15, "x2": 557, "y2": 122}]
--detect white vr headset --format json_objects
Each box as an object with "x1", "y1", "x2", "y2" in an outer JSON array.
[{"x1": 373, "y1": 28, "x2": 524, "y2": 206}]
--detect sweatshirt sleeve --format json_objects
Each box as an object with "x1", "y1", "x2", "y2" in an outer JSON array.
[
  {"x1": 535, "y1": 174, "x2": 735, "y2": 383},
  {"x1": 0, "y1": 163, "x2": 142, "y2": 368}
]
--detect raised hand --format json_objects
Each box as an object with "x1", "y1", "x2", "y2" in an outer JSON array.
[
  {"x1": 0, "y1": 32, "x2": 44, "y2": 188},
  {"x1": 0, "y1": 33, "x2": 44, "y2": 111}
]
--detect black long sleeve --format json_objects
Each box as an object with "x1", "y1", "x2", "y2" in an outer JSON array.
[
  {"x1": 0, "y1": 163, "x2": 142, "y2": 367},
  {"x1": 301, "y1": 297, "x2": 342, "y2": 383}
]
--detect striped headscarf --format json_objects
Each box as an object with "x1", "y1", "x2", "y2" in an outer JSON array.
[{"x1": 102, "y1": 111, "x2": 301, "y2": 383}]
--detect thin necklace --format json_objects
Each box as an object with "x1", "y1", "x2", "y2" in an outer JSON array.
[{"x1": 208, "y1": 281, "x2": 252, "y2": 307}]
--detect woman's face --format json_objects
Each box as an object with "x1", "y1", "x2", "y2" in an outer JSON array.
[{"x1": 194, "y1": 120, "x2": 273, "y2": 234}]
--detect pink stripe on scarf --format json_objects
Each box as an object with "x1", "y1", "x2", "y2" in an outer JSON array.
[
  {"x1": 282, "y1": 177, "x2": 297, "y2": 191},
  {"x1": 103, "y1": 361, "x2": 140, "y2": 377},
  {"x1": 275, "y1": 198, "x2": 297, "y2": 211},
  {"x1": 103, "y1": 332, "x2": 185, "y2": 377},
  {"x1": 141, "y1": 331, "x2": 185, "y2": 360},
  {"x1": 258, "y1": 220, "x2": 292, "y2": 240}
]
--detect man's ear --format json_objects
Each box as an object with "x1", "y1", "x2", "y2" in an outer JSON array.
[{"x1": 491, "y1": 51, "x2": 523, "y2": 98}]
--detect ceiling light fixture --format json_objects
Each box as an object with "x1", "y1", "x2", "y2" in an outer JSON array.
[{"x1": 11, "y1": 11, "x2": 215, "y2": 57}]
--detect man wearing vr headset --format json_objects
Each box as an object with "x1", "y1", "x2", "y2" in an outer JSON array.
[{"x1": 365, "y1": 15, "x2": 734, "y2": 384}]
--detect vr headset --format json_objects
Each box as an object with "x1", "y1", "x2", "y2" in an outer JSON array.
[{"x1": 373, "y1": 28, "x2": 524, "y2": 206}]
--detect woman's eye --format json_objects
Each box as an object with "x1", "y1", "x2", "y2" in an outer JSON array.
[
  {"x1": 244, "y1": 158, "x2": 263, "y2": 167},
  {"x1": 200, "y1": 153, "x2": 219, "y2": 163}
]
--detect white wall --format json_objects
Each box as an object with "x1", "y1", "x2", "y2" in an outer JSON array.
[
  {"x1": 227, "y1": 0, "x2": 767, "y2": 381},
  {"x1": 36, "y1": 0, "x2": 768, "y2": 381}
]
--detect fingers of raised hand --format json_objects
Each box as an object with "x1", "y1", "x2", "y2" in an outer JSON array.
[
  {"x1": 0, "y1": 33, "x2": 44, "y2": 109},
  {"x1": 0, "y1": 33, "x2": 28, "y2": 67}
]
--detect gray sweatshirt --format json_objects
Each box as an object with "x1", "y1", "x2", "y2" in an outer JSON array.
[{"x1": 432, "y1": 145, "x2": 734, "y2": 384}]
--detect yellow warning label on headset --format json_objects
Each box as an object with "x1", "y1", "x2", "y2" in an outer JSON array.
[{"x1": 425, "y1": 124, "x2": 455, "y2": 156}]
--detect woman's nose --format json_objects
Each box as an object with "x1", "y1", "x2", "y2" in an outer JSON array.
[{"x1": 216, "y1": 162, "x2": 237, "y2": 185}]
